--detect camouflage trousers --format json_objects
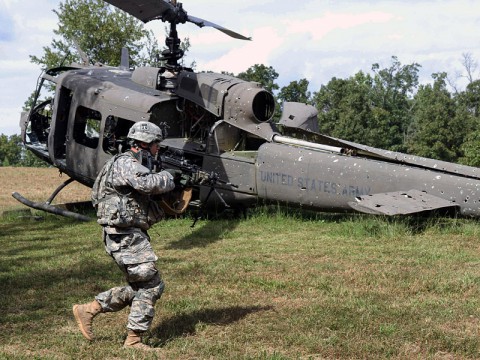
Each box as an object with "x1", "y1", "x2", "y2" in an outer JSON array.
[{"x1": 95, "y1": 228, "x2": 165, "y2": 332}]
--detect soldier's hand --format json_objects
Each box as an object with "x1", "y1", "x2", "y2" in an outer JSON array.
[
  {"x1": 164, "y1": 168, "x2": 182, "y2": 180},
  {"x1": 179, "y1": 174, "x2": 192, "y2": 187}
]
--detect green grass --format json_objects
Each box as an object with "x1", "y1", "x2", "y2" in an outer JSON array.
[{"x1": 1, "y1": 208, "x2": 480, "y2": 359}]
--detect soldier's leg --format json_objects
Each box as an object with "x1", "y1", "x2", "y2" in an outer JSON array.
[
  {"x1": 95, "y1": 285, "x2": 136, "y2": 312},
  {"x1": 74, "y1": 230, "x2": 137, "y2": 341},
  {"x1": 72, "y1": 300, "x2": 103, "y2": 341},
  {"x1": 95, "y1": 230, "x2": 145, "y2": 312},
  {"x1": 73, "y1": 281, "x2": 136, "y2": 341},
  {"x1": 126, "y1": 261, "x2": 165, "y2": 331},
  {"x1": 123, "y1": 261, "x2": 165, "y2": 349}
]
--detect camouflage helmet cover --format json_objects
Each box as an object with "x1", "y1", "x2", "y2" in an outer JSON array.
[{"x1": 127, "y1": 121, "x2": 163, "y2": 143}]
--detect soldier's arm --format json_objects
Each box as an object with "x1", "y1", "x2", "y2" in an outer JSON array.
[{"x1": 113, "y1": 156, "x2": 175, "y2": 195}]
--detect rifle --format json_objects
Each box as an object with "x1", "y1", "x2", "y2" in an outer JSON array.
[{"x1": 158, "y1": 148, "x2": 238, "y2": 227}]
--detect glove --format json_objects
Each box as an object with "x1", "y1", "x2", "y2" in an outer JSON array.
[
  {"x1": 179, "y1": 173, "x2": 192, "y2": 187},
  {"x1": 164, "y1": 168, "x2": 182, "y2": 180}
]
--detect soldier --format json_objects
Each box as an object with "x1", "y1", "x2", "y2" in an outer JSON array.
[{"x1": 73, "y1": 121, "x2": 184, "y2": 350}]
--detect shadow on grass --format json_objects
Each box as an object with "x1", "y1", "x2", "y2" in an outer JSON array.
[
  {"x1": 0, "y1": 217, "x2": 78, "y2": 238},
  {"x1": 0, "y1": 217, "x2": 116, "y2": 332},
  {"x1": 150, "y1": 305, "x2": 273, "y2": 346},
  {"x1": 166, "y1": 217, "x2": 242, "y2": 250}
]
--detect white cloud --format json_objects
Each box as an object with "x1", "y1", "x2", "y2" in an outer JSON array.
[
  {"x1": 285, "y1": 11, "x2": 395, "y2": 41},
  {"x1": 0, "y1": 107, "x2": 24, "y2": 134},
  {"x1": 196, "y1": 26, "x2": 284, "y2": 74}
]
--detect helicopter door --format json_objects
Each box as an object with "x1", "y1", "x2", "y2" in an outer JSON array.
[
  {"x1": 66, "y1": 105, "x2": 102, "y2": 182},
  {"x1": 49, "y1": 86, "x2": 72, "y2": 164}
]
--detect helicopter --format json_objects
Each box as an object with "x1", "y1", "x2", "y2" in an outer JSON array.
[{"x1": 15, "y1": 0, "x2": 480, "y2": 222}]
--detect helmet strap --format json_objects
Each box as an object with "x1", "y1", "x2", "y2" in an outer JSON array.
[{"x1": 131, "y1": 147, "x2": 155, "y2": 171}]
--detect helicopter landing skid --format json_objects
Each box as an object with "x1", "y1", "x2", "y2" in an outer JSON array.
[{"x1": 11, "y1": 178, "x2": 92, "y2": 222}]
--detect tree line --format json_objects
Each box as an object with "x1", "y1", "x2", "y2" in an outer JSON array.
[{"x1": 2, "y1": 0, "x2": 480, "y2": 167}]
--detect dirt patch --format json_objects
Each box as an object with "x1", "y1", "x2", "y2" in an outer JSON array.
[{"x1": 0, "y1": 167, "x2": 92, "y2": 213}]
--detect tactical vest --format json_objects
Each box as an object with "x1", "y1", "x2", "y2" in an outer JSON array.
[{"x1": 92, "y1": 152, "x2": 163, "y2": 230}]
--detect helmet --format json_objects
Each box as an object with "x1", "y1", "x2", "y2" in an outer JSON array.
[{"x1": 127, "y1": 121, "x2": 163, "y2": 144}]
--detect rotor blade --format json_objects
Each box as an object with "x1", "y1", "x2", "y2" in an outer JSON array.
[
  {"x1": 103, "y1": 0, "x2": 174, "y2": 23},
  {"x1": 104, "y1": 0, "x2": 251, "y2": 40},
  {"x1": 188, "y1": 15, "x2": 251, "y2": 40},
  {"x1": 72, "y1": 39, "x2": 89, "y2": 66}
]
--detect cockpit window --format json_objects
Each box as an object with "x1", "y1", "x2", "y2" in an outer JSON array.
[
  {"x1": 102, "y1": 115, "x2": 134, "y2": 155},
  {"x1": 73, "y1": 106, "x2": 101, "y2": 148}
]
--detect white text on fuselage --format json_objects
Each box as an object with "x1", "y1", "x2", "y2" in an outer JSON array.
[{"x1": 259, "y1": 171, "x2": 371, "y2": 197}]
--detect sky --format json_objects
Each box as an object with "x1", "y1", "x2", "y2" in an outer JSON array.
[{"x1": 1, "y1": 0, "x2": 480, "y2": 136}]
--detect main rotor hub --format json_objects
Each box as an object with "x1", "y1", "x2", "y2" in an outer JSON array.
[
  {"x1": 104, "y1": 0, "x2": 251, "y2": 68},
  {"x1": 161, "y1": 24, "x2": 184, "y2": 68}
]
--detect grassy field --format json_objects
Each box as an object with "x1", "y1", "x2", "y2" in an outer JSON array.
[
  {"x1": 1, "y1": 168, "x2": 480, "y2": 359},
  {"x1": 0, "y1": 167, "x2": 91, "y2": 213}
]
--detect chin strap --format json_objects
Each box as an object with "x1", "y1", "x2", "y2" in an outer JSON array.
[{"x1": 131, "y1": 148, "x2": 156, "y2": 171}]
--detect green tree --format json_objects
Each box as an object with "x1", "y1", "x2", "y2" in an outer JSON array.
[
  {"x1": 30, "y1": 0, "x2": 160, "y2": 69},
  {"x1": 20, "y1": 149, "x2": 50, "y2": 167},
  {"x1": 371, "y1": 56, "x2": 420, "y2": 110},
  {"x1": 0, "y1": 134, "x2": 22, "y2": 166},
  {"x1": 456, "y1": 80, "x2": 480, "y2": 166},
  {"x1": 460, "y1": 129, "x2": 480, "y2": 166},
  {"x1": 370, "y1": 56, "x2": 420, "y2": 150},
  {"x1": 406, "y1": 73, "x2": 462, "y2": 161},
  {"x1": 0, "y1": 133, "x2": 49, "y2": 167},
  {"x1": 278, "y1": 79, "x2": 311, "y2": 104},
  {"x1": 457, "y1": 80, "x2": 480, "y2": 117},
  {"x1": 312, "y1": 71, "x2": 376, "y2": 144},
  {"x1": 312, "y1": 57, "x2": 420, "y2": 151},
  {"x1": 237, "y1": 64, "x2": 279, "y2": 94}
]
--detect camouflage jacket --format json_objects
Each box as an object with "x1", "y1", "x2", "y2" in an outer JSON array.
[{"x1": 92, "y1": 151, "x2": 175, "y2": 230}]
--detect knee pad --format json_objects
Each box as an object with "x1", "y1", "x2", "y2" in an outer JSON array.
[
  {"x1": 136, "y1": 277, "x2": 165, "y2": 303},
  {"x1": 126, "y1": 262, "x2": 158, "y2": 283},
  {"x1": 127, "y1": 262, "x2": 165, "y2": 302}
]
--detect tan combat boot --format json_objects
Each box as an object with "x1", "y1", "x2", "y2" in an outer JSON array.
[
  {"x1": 72, "y1": 300, "x2": 102, "y2": 341},
  {"x1": 123, "y1": 329, "x2": 152, "y2": 350}
]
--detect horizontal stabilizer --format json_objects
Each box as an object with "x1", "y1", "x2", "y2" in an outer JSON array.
[{"x1": 348, "y1": 189, "x2": 459, "y2": 216}]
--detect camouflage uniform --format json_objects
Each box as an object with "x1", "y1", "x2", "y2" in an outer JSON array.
[{"x1": 91, "y1": 150, "x2": 175, "y2": 332}]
